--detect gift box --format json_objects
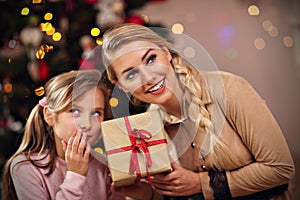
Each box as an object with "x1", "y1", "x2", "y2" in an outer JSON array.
[{"x1": 101, "y1": 109, "x2": 172, "y2": 187}]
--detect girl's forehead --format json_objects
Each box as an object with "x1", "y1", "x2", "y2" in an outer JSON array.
[{"x1": 111, "y1": 41, "x2": 161, "y2": 63}]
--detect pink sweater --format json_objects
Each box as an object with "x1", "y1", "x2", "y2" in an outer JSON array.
[{"x1": 10, "y1": 152, "x2": 125, "y2": 200}]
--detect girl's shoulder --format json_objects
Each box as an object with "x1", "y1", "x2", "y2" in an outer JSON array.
[{"x1": 11, "y1": 152, "x2": 50, "y2": 170}]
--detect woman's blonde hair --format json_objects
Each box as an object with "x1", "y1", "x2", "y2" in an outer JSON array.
[
  {"x1": 102, "y1": 23, "x2": 239, "y2": 169},
  {"x1": 2, "y1": 69, "x2": 112, "y2": 200}
]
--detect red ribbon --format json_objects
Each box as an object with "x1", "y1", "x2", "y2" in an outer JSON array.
[{"x1": 106, "y1": 116, "x2": 167, "y2": 184}]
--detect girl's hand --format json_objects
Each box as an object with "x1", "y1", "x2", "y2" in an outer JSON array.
[
  {"x1": 151, "y1": 162, "x2": 202, "y2": 197},
  {"x1": 62, "y1": 132, "x2": 90, "y2": 176}
]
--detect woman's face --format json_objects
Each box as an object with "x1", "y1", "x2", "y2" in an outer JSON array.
[
  {"x1": 52, "y1": 87, "x2": 105, "y2": 147},
  {"x1": 110, "y1": 41, "x2": 179, "y2": 105}
]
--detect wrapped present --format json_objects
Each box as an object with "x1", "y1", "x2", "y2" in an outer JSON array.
[{"x1": 101, "y1": 109, "x2": 172, "y2": 187}]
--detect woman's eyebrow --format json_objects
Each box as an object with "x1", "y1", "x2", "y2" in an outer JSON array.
[{"x1": 141, "y1": 49, "x2": 153, "y2": 61}]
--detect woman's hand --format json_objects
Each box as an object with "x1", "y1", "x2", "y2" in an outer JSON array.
[
  {"x1": 106, "y1": 169, "x2": 153, "y2": 200},
  {"x1": 62, "y1": 132, "x2": 90, "y2": 176},
  {"x1": 151, "y1": 162, "x2": 202, "y2": 197}
]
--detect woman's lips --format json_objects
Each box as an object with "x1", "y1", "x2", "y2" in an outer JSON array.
[{"x1": 146, "y1": 79, "x2": 165, "y2": 95}]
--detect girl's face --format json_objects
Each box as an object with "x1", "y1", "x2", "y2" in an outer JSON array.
[
  {"x1": 52, "y1": 87, "x2": 105, "y2": 148},
  {"x1": 110, "y1": 41, "x2": 179, "y2": 105}
]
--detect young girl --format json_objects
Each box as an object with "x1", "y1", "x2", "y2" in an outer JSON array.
[
  {"x1": 2, "y1": 69, "x2": 124, "y2": 200},
  {"x1": 101, "y1": 23, "x2": 295, "y2": 199}
]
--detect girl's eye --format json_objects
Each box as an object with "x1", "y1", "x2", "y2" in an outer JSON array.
[
  {"x1": 92, "y1": 111, "x2": 103, "y2": 117},
  {"x1": 146, "y1": 54, "x2": 157, "y2": 65},
  {"x1": 125, "y1": 68, "x2": 139, "y2": 80}
]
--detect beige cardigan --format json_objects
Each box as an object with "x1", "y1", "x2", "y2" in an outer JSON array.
[{"x1": 153, "y1": 70, "x2": 295, "y2": 199}]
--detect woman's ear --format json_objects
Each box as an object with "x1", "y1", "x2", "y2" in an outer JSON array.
[
  {"x1": 162, "y1": 46, "x2": 172, "y2": 62},
  {"x1": 43, "y1": 106, "x2": 54, "y2": 126}
]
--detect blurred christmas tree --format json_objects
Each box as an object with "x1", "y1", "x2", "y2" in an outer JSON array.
[{"x1": 0, "y1": 0, "x2": 165, "y2": 186}]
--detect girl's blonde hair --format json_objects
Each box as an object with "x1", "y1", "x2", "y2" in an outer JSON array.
[
  {"x1": 102, "y1": 23, "x2": 239, "y2": 169},
  {"x1": 2, "y1": 69, "x2": 112, "y2": 200}
]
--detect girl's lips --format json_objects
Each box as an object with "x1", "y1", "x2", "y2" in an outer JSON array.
[{"x1": 146, "y1": 79, "x2": 165, "y2": 95}]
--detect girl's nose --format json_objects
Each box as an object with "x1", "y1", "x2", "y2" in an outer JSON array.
[{"x1": 77, "y1": 117, "x2": 91, "y2": 131}]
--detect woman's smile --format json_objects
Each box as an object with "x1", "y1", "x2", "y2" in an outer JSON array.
[{"x1": 146, "y1": 78, "x2": 165, "y2": 94}]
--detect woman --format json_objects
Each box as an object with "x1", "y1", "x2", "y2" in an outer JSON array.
[
  {"x1": 2, "y1": 70, "x2": 124, "y2": 200},
  {"x1": 101, "y1": 23, "x2": 295, "y2": 200}
]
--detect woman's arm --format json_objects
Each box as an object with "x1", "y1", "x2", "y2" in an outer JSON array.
[{"x1": 209, "y1": 73, "x2": 295, "y2": 198}]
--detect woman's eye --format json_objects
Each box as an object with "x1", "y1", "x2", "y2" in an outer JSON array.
[
  {"x1": 146, "y1": 54, "x2": 157, "y2": 64},
  {"x1": 125, "y1": 69, "x2": 139, "y2": 80},
  {"x1": 70, "y1": 109, "x2": 79, "y2": 115}
]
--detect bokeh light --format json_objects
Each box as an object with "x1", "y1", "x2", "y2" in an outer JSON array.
[
  {"x1": 4, "y1": 83, "x2": 13, "y2": 93},
  {"x1": 172, "y1": 23, "x2": 184, "y2": 34},
  {"x1": 52, "y1": 32, "x2": 62, "y2": 41},
  {"x1": 21, "y1": 7, "x2": 30, "y2": 16},
  {"x1": 248, "y1": 5, "x2": 260, "y2": 16},
  {"x1": 35, "y1": 86, "x2": 45, "y2": 96},
  {"x1": 32, "y1": 0, "x2": 42, "y2": 3},
  {"x1": 262, "y1": 20, "x2": 273, "y2": 32},
  {"x1": 44, "y1": 13, "x2": 53, "y2": 21},
  {"x1": 96, "y1": 38, "x2": 103, "y2": 45},
  {"x1": 36, "y1": 49, "x2": 45, "y2": 59},
  {"x1": 91, "y1": 27, "x2": 100, "y2": 37},
  {"x1": 254, "y1": 38, "x2": 266, "y2": 50},
  {"x1": 183, "y1": 47, "x2": 196, "y2": 58},
  {"x1": 46, "y1": 27, "x2": 55, "y2": 36},
  {"x1": 283, "y1": 36, "x2": 294, "y2": 47},
  {"x1": 109, "y1": 97, "x2": 119, "y2": 107}
]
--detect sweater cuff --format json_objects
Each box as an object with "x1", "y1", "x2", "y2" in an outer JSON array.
[{"x1": 63, "y1": 171, "x2": 87, "y2": 191}]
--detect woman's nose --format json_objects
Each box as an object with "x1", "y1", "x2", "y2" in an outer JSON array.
[{"x1": 140, "y1": 67, "x2": 156, "y2": 85}]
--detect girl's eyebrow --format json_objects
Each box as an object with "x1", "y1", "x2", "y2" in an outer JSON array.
[{"x1": 141, "y1": 48, "x2": 153, "y2": 61}]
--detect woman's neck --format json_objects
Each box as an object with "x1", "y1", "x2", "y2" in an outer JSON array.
[{"x1": 161, "y1": 83, "x2": 184, "y2": 118}]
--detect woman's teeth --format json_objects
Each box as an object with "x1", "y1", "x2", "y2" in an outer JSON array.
[{"x1": 148, "y1": 79, "x2": 164, "y2": 92}]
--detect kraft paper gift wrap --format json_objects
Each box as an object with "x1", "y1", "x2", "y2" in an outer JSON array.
[{"x1": 101, "y1": 109, "x2": 172, "y2": 187}]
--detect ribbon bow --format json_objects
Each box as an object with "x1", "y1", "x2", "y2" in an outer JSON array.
[
  {"x1": 106, "y1": 116, "x2": 167, "y2": 184},
  {"x1": 124, "y1": 117, "x2": 153, "y2": 183}
]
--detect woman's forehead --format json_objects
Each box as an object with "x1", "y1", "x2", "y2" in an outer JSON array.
[{"x1": 111, "y1": 41, "x2": 161, "y2": 63}]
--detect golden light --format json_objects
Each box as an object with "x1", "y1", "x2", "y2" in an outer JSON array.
[
  {"x1": 40, "y1": 44, "x2": 54, "y2": 52},
  {"x1": 52, "y1": 32, "x2": 62, "y2": 41},
  {"x1": 46, "y1": 27, "x2": 56, "y2": 36},
  {"x1": 35, "y1": 86, "x2": 45, "y2": 96},
  {"x1": 8, "y1": 58, "x2": 12, "y2": 64},
  {"x1": 32, "y1": 0, "x2": 42, "y2": 3},
  {"x1": 43, "y1": 22, "x2": 53, "y2": 32},
  {"x1": 91, "y1": 27, "x2": 100, "y2": 37},
  {"x1": 248, "y1": 5, "x2": 260, "y2": 16},
  {"x1": 254, "y1": 38, "x2": 266, "y2": 50},
  {"x1": 96, "y1": 38, "x2": 103, "y2": 45},
  {"x1": 283, "y1": 36, "x2": 294, "y2": 47},
  {"x1": 109, "y1": 97, "x2": 119, "y2": 107},
  {"x1": 94, "y1": 147, "x2": 104, "y2": 154},
  {"x1": 44, "y1": 13, "x2": 53, "y2": 21},
  {"x1": 172, "y1": 23, "x2": 184, "y2": 34},
  {"x1": 21, "y1": 7, "x2": 30, "y2": 16},
  {"x1": 4, "y1": 83, "x2": 13, "y2": 93},
  {"x1": 36, "y1": 49, "x2": 45, "y2": 59}
]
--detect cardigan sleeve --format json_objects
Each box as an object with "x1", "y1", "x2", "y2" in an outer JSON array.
[{"x1": 221, "y1": 73, "x2": 295, "y2": 197}]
